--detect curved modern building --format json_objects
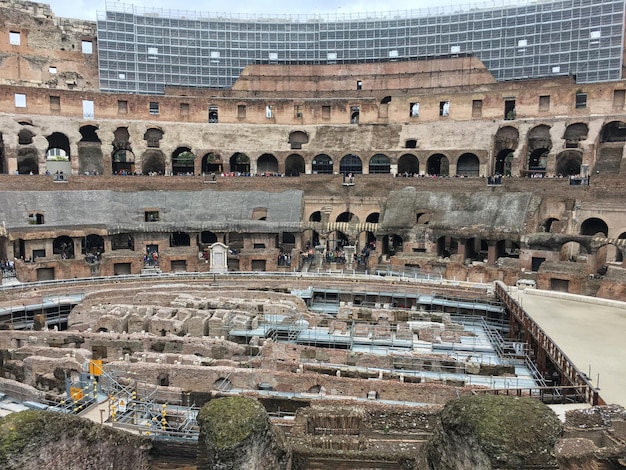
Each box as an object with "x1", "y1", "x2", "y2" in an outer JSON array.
[{"x1": 96, "y1": 0, "x2": 626, "y2": 93}]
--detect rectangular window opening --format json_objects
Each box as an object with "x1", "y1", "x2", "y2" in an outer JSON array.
[
  {"x1": 504, "y1": 99, "x2": 516, "y2": 119},
  {"x1": 237, "y1": 104, "x2": 246, "y2": 119},
  {"x1": 208, "y1": 106, "x2": 218, "y2": 123},
  {"x1": 50, "y1": 96, "x2": 60, "y2": 112},
  {"x1": 472, "y1": 99, "x2": 482, "y2": 118},
  {"x1": 439, "y1": 101, "x2": 450, "y2": 116},
  {"x1": 81, "y1": 40, "x2": 93, "y2": 54},
  {"x1": 118, "y1": 100, "x2": 128, "y2": 114},
  {"x1": 144, "y1": 210, "x2": 160, "y2": 222},
  {"x1": 613, "y1": 90, "x2": 625, "y2": 109},
  {"x1": 180, "y1": 102, "x2": 190, "y2": 119},
  {"x1": 575, "y1": 92, "x2": 587, "y2": 109},
  {"x1": 9, "y1": 31, "x2": 21, "y2": 46},
  {"x1": 15, "y1": 93, "x2": 26, "y2": 108},
  {"x1": 539, "y1": 95, "x2": 550, "y2": 112},
  {"x1": 410, "y1": 102, "x2": 420, "y2": 118},
  {"x1": 149, "y1": 102, "x2": 160, "y2": 115},
  {"x1": 322, "y1": 105, "x2": 331, "y2": 120}
]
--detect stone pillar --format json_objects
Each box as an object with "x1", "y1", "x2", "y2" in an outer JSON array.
[
  {"x1": 305, "y1": 161, "x2": 312, "y2": 175},
  {"x1": 487, "y1": 242, "x2": 498, "y2": 265},
  {"x1": 344, "y1": 245, "x2": 356, "y2": 269},
  {"x1": 456, "y1": 238, "x2": 467, "y2": 262}
]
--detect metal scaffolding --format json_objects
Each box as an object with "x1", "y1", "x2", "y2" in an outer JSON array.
[{"x1": 96, "y1": 0, "x2": 626, "y2": 93}]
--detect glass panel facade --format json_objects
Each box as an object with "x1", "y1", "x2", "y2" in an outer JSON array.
[{"x1": 97, "y1": 0, "x2": 626, "y2": 93}]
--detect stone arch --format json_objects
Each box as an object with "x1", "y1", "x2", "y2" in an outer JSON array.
[
  {"x1": 309, "y1": 211, "x2": 322, "y2": 222},
  {"x1": 494, "y1": 126, "x2": 519, "y2": 153},
  {"x1": 82, "y1": 234, "x2": 104, "y2": 255},
  {"x1": 213, "y1": 377, "x2": 232, "y2": 391},
  {"x1": 494, "y1": 149, "x2": 514, "y2": 176},
  {"x1": 560, "y1": 241, "x2": 588, "y2": 262},
  {"x1": 496, "y1": 239, "x2": 520, "y2": 259},
  {"x1": 595, "y1": 242, "x2": 623, "y2": 265},
  {"x1": 436, "y1": 236, "x2": 459, "y2": 257},
  {"x1": 202, "y1": 152, "x2": 223, "y2": 174},
  {"x1": 539, "y1": 217, "x2": 560, "y2": 233},
  {"x1": 112, "y1": 127, "x2": 134, "y2": 175},
  {"x1": 555, "y1": 150, "x2": 582, "y2": 176},
  {"x1": 257, "y1": 153, "x2": 279, "y2": 174},
  {"x1": 397, "y1": 153, "x2": 419, "y2": 176},
  {"x1": 366, "y1": 212, "x2": 379, "y2": 223},
  {"x1": 336, "y1": 212, "x2": 359, "y2": 223},
  {"x1": 369, "y1": 153, "x2": 390, "y2": 174},
  {"x1": 599, "y1": 121, "x2": 626, "y2": 143},
  {"x1": 563, "y1": 123, "x2": 588, "y2": 148},
  {"x1": 456, "y1": 153, "x2": 480, "y2": 177},
  {"x1": 285, "y1": 153, "x2": 305, "y2": 176},
  {"x1": 53, "y1": 235, "x2": 74, "y2": 259},
  {"x1": 172, "y1": 147, "x2": 196, "y2": 175},
  {"x1": 78, "y1": 125, "x2": 103, "y2": 175},
  {"x1": 340, "y1": 154, "x2": 362, "y2": 175},
  {"x1": 229, "y1": 153, "x2": 249, "y2": 174},
  {"x1": 288, "y1": 130, "x2": 309, "y2": 150},
  {"x1": 580, "y1": 218, "x2": 608, "y2": 237},
  {"x1": 526, "y1": 125, "x2": 552, "y2": 174},
  {"x1": 141, "y1": 149, "x2": 166, "y2": 175},
  {"x1": 427, "y1": 153, "x2": 449, "y2": 176},
  {"x1": 46, "y1": 132, "x2": 70, "y2": 158},
  {"x1": 312, "y1": 154, "x2": 333, "y2": 174},
  {"x1": 144, "y1": 127, "x2": 164, "y2": 148}
]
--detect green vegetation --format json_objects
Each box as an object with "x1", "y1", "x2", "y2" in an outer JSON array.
[{"x1": 198, "y1": 396, "x2": 268, "y2": 450}]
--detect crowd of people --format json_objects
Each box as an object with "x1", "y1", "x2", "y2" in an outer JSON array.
[{"x1": 0, "y1": 260, "x2": 16, "y2": 277}]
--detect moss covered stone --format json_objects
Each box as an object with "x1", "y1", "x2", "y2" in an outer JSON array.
[
  {"x1": 196, "y1": 396, "x2": 289, "y2": 470},
  {"x1": 425, "y1": 395, "x2": 562, "y2": 470},
  {"x1": 198, "y1": 396, "x2": 268, "y2": 450},
  {"x1": 0, "y1": 410, "x2": 152, "y2": 470}
]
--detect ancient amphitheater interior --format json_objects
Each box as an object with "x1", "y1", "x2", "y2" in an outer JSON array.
[{"x1": 0, "y1": 0, "x2": 626, "y2": 469}]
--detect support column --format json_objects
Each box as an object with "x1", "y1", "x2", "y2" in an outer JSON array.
[{"x1": 487, "y1": 241, "x2": 498, "y2": 265}]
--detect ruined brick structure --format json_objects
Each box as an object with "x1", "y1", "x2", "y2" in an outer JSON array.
[{"x1": 0, "y1": 0, "x2": 625, "y2": 300}]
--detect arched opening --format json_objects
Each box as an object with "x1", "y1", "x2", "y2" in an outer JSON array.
[
  {"x1": 312, "y1": 154, "x2": 333, "y2": 174},
  {"x1": 170, "y1": 232, "x2": 191, "y2": 247},
  {"x1": 563, "y1": 123, "x2": 588, "y2": 148},
  {"x1": 213, "y1": 378, "x2": 232, "y2": 391},
  {"x1": 416, "y1": 211, "x2": 431, "y2": 224},
  {"x1": 112, "y1": 149, "x2": 135, "y2": 175},
  {"x1": 336, "y1": 212, "x2": 359, "y2": 223},
  {"x1": 596, "y1": 243, "x2": 622, "y2": 265},
  {"x1": 494, "y1": 150, "x2": 514, "y2": 176},
  {"x1": 327, "y1": 231, "x2": 349, "y2": 252},
  {"x1": 82, "y1": 234, "x2": 104, "y2": 255},
  {"x1": 144, "y1": 128, "x2": 164, "y2": 148},
  {"x1": 142, "y1": 150, "x2": 166, "y2": 175},
  {"x1": 112, "y1": 127, "x2": 134, "y2": 175},
  {"x1": 580, "y1": 218, "x2": 608, "y2": 237},
  {"x1": 288, "y1": 130, "x2": 309, "y2": 150},
  {"x1": 157, "y1": 373, "x2": 170, "y2": 387},
  {"x1": 172, "y1": 147, "x2": 195, "y2": 175},
  {"x1": 309, "y1": 211, "x2": 322, "y2": 222},
  {"x1": 202, "y1": 152, "x2": 223, "y2": 174},
  {"x1": 78, "y1": 125, "x2": 103, "y2": 175},
  {"x1": 46, "y1": 132, "x2": 71, "y2": 158},
  {"x1": 229, "y1": 152, "x2": 250, "y2": 174},
  {"x1": 560, "y1": 241, "x2": 587, "y2": 262},
  {"x1": 339, "y1": 154, "x2": 362, "y2": 175},
  {"x1": 382, "y1": 234, "x2": 403, "y2": 256},
  {"x1": 257, "y1": 153, "x2": 279, "y2": 174},
  {"x1": 302, "y1": 229, "x2": 320, "y2": 251},
  {"x1": 526, "y1": 125, "x2": 552, "y2": 176},
  {"x1": 539, "y1": 218, "x2": 560, "y2": 233},
  {"x1": 426, "y1": 154, "x2": 449, "y2": 176},
  {"x1": 436, "y1": 236, "x2": 458, "y2": 257},
  {"x1": 200, "y1": 231, "x2": 218, "y2": 244},
  {"x1": 285, "y1": 154, "x2": 305, "y2": 176},
  {"x1": 366, "y1": 212, "x2": 379, "y2": 223},
  {"x1": 17, "y1": 148, "x2": 39, "y2": 175},
  {"x1": 356, "y1": 231, "x2": 376, "y2": 266},
  {"x1": 555, "y1": 151, "x2": 582, "y2": 177},
  {"x1": 456, "y1": 153, "x2": 480, "y2": 177},
  {"x1": 369, "y1": 154, "x2": 390, "y2": 174},
  {"x1": 397, "y1": 154, "x2": 419, "y2": 176},
  {"x1": 599, "y1": 121, "x2": 626, "y2": 143},
  {"x1": 53, "y1": 236, "x2": 74, "y2": 259}
]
